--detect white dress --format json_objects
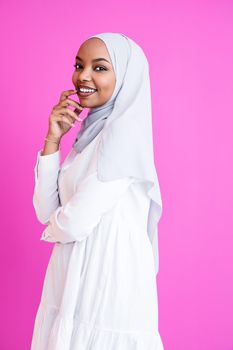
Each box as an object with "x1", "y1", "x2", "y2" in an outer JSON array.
[{"x1": 30, "y1": 130, "x2": 164, "y2": 350}]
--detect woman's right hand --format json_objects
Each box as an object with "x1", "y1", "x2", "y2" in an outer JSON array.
[{"x1": 46, "y1": 89, "x2": 84, "y2": 141}]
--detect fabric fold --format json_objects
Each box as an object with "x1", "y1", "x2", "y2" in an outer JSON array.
[{"x1": 40, "y1": 171, "x2": 135, "y2": 244}]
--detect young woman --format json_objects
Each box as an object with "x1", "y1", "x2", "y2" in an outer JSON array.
[{"x1": 31, "y1": 32, "x2": 164, "y2": 350}]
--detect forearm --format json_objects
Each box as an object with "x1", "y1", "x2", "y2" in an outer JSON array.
[
  {"x1": 41, "y1": 134, "x2": 61, "y2": 155},
  {"x1": 40, "y1": 171, "x2": 135, "y2": 244},
  {"x1": 33, "y1": 147, "x2": 61, "y2": 224}
]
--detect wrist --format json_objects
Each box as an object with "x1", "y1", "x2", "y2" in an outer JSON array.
[
  {"x1": 42, "y1": 136, "x2": 61, "y2": 156},
  {"x1": 45, "y1": 134, "x2": 61, "y2": 144}
]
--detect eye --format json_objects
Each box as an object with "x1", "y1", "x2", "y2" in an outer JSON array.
[
  {"x1": 95, "y1": 66, "x2": 107, "y2": 71},
  {"x1": 73, "y1": 64, "x2": 107, "y2": 72}
]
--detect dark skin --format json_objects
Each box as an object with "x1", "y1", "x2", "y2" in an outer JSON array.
[
  {"x1": 72, "y1": 37, "x2": 116, "y2": 109},
  {"x1": 46, "y1": 38, "x2": 116, "y2": 144}
]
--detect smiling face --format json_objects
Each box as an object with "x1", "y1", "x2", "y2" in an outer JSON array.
[{"x1": 72, "y1": 38, "x2": 116, "y2": 108}]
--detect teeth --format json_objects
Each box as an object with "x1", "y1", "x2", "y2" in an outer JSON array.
[{"x1": 79, "y1": 87, "x2": 96, "y2": 93}]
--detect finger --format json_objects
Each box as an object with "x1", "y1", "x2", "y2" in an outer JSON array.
[
  {"x1": 54, "y1": 115, "x2": 75, "y2": 128},
  {"x1": 61, "y1": 98, "x2": 84, "y2": 111},
  {"x1": 59, "y1": 107, "x2": 83, "y2": 121},
  {"x1": 53, "y1": 110, "x2": 73, "y2": 122},
  {"x1": 73, "y1": 108, "x2": 85, "y2": 117},
  {"x1": 59, "y1": 89, "x2": 77, "y2": 102},
  {"x1": 55, "y1": 111, "x2": 73, "y2": 123}
]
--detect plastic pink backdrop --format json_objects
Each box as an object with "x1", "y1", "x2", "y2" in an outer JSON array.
[{"x1": 0, "y1": 0, "x2": 232, "y2": 349}]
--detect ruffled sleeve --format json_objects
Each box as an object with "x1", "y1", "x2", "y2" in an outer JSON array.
[
  {"x1": 40, "y1": 171, "x2": 134, "y2": 244},
  {"x1": 33, "y1": 149, "x2": 61, "y2": 225}
]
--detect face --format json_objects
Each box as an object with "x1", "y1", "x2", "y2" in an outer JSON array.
[{"x1": 72, "y1": 38, "x2": 116, "y2": 108}]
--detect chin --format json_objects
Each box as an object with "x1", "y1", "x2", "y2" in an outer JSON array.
[
  {"x1": 78, "y1": 99, "x2": 90, "y2": 105},
  {"x1": 80, "y1": 100, "x2": 103, "y2": 108}
]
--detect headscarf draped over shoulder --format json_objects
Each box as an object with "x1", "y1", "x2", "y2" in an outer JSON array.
[{"x1": 73, "y1": 32, "x2": 163, "y2": 273}]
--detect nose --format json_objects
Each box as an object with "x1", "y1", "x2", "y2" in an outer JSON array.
[{"x1": 77, "y1": 67, "x2": 92, "y2": 81}]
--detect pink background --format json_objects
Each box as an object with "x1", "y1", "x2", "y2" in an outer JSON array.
[{"x1": 0, "y1": 0, "x2": 232, "y2": 349}]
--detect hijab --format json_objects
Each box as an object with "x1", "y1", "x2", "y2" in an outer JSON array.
[{"x1": 72, "y1": 32, "x2": 163, "y2": 273}]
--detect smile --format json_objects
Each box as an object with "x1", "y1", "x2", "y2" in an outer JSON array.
[{"x1": 77, "y1": 89, "x2": 97, "y2": 97}]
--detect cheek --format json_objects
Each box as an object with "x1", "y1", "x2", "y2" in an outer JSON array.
[
  {"x1": 103, "y1": 80, "x2": 116, "y2": 93},
  {"x1": 100, "y1": 74, "x2": 115, "y2": 89},
  {"x1": 111, "y1": 78, "x2": 116, "y2": 91},
  {"x1": 71, "y1": 73, "x2": 76, "y2": 83},
  {"x1": 108, "y1": 75, "x2": 116, "y2": 91}
]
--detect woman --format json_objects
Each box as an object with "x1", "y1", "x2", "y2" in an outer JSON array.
[{"x1": 31, "y1": 32, "x2": 164, "y2": 350}]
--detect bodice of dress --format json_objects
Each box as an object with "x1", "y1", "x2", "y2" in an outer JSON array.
[
  {"x1": 58, "y1": 131, "x2": 151, "y2": 236},
  {"x1": 33, "y1": 129, "x2": 151, "y2": 243}
]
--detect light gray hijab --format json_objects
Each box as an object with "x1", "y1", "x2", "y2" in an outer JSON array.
[{"x1": 72, "y1": 32, "x2": 163, "y2": 274}]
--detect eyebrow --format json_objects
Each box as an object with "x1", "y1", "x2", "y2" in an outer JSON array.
[{"x1": 75, "y1": 56, "x2": 110, "y2": 64}]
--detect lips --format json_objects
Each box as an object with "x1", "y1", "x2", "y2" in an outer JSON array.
[
  {"x1": 78, "y1": 85, "x2": 97, "y2": 91},
  {"x1": 77, "y1": 89, "x2": 97, "y2": 97}
]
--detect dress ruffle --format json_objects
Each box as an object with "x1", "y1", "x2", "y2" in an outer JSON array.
[{"x1": 31, "y1": 303, "x2": 164, "y2": 350}]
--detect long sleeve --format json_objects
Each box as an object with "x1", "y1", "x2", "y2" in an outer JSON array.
[
  {"x1": 33, "y1": 149, "x2": 61, "y2": 225},
  {"x1": 40, "y1": 171, "x2": 135, "y2": 244}
]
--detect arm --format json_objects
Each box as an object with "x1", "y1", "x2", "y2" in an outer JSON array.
[
  {"x1": 33, "y1": 149, "x2": 61, "y2": 225},
  {"x1": 40, "y1": 171, "x2": 134, "y2": 244}
]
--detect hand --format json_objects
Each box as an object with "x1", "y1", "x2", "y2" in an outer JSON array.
[{"x1": 46, "y1": 89, "x2": 84, "y2": 141}]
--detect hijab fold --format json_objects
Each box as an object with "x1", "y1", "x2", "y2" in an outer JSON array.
[{"x1": 72, "y1": 32, "x2": 163, "y2": 274}]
